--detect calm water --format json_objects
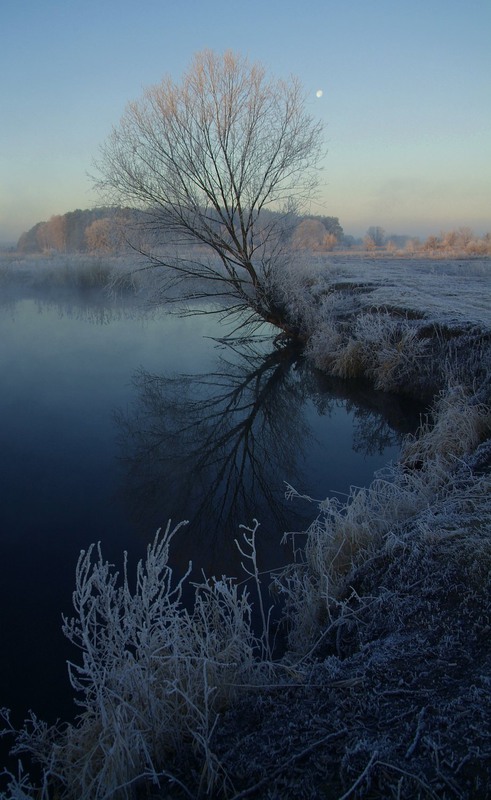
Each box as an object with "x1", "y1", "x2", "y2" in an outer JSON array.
[{"x1": 0, "y1": 293, "x2": 419, "y2": 731}]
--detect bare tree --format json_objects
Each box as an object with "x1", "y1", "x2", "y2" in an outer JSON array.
[{"x1": 95, "y1": 50, "x2": 324, "y2": 337}]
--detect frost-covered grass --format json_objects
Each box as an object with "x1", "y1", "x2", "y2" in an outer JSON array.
[
  {"x1": 303, "y1": 254, "x2": 491, "y2": 328},
  {"x1": 1, "y1": 253, "x2": 491, "y2": 798},
  {"x1": 293, "y1": 255, "x2": 491, "y2": 401},
  {"x1": 277, "y1": 386, "x2": 491, "y2": 653},
  {"x1": 215, "y1": 446, "x2": 491, "y2": 799}
]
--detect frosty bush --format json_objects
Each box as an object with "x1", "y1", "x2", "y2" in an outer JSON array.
[
  {"x1": 307, "y1": 308, "x2": 428, "y2": 391},
  {"x1": 1, "y1": 521, "x2": 274, "y2": 799}
]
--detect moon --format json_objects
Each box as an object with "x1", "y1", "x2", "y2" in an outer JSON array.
[{"x1": 316, "y1": 89, "x2": 323, "y2": 98}]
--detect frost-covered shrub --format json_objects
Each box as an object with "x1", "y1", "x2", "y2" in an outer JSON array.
[{"x1": 1, "y1": 522, "x2": 272, "y2": 799}]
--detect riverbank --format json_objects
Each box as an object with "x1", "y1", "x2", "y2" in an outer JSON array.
[
  {"x1": 209, "y1": 391, "x2": 491, "y2": 799},
  {"x1": 207, "y1": 256, "x2": 491, "y2": 798}
]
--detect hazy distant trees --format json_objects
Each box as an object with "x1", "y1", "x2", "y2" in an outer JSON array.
[
  {"x1": 94, "y1": 49, "x2": 325, "y2": 337},
  {"x1": 18, "y1": 211, "x2": 68, "y2": 253},
  {"x1": 291, "y1": 215, "x2": 343, "y2": 251},
  {"x1": 292, "y1": 219, "x2": 338, "y2": 251},
  {"x1": 17, "y1": 211, "x2": 491, "y2": 260},
  {"x1": 364, "y1": 226, "x2": 386, "y2": 249},
  {"x1": 364, "y1": 227, "x2": 491, "y2": 256},
  {"x1": 17, "y1": 207, "x2": 344, "y2": 258},
  {"x1": 423, "y1": 235, "x2": 440, "y2": 253},
  {"x1": 311, "y1": 215, "x2": 343, "y2": 239},
  {"x1": 16, "y1": 208, "x2": 127, "y2": 254},
  {"x1": 421, "y1": 227, "x2": 491, "y2": 255},
  {"x1": 37, "y1": 214, "x2": 67, "y2": 251},
  {"x1": 85, "y1": 211, "x2": 134, "y2": 253}
]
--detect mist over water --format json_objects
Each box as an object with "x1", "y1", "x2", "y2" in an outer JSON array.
[{"x1": 0, "y1": 291, "x2": 420, "y2": 730}]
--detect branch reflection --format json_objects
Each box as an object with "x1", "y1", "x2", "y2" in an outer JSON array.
[{"x1": 114, "y1": 341, "x2": 419, "y2": 577}]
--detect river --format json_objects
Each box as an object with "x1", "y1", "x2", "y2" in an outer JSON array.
[{"x1": 0, "y1": 291, "x2": 420, "y2": 730}]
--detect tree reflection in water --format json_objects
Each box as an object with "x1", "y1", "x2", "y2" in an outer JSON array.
[{"x1": 114, "y1": 340, "x2": 420, "y2": 579}]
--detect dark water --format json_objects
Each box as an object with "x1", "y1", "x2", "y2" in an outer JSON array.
[{"x1": 0, "y1": 294, "x2": 420, "y2": 736}]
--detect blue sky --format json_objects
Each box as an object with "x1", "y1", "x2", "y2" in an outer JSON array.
[{"x1": 1, "y1": 0, "x2": 490, "y2": 243}]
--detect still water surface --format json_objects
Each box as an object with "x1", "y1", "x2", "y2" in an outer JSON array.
[{"x1": 0, "y1": 294, "x2": 419, "y2": 726}]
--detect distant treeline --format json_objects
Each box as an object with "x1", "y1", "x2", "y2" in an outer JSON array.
[
  {"x1": 16, "y1": 208, "x2": 345, "y2": 254},
  {"x1": 16, "y1": 208, "x2": 133, "y2": 254},
  {"x1": 362, "y1": 226, "x2": 491, "y2": 257}
]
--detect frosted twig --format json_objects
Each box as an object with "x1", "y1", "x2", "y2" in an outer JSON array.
[
  {"x1": 405, "y1": 706, "x2": 426, "y2": 758},
  {"x1": 337, "y1": 751, "x2": 378, "y2": 800},
  {"x1": 229, "y1": 727, "x2": 347, "y2": 800}
]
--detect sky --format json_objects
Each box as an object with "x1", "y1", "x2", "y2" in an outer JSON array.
[{"x1": 1, "y1": 0, "x2": 490, "y2": 244}]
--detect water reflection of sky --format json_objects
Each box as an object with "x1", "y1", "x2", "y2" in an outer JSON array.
[{"x1": 0, "y1": 296, "x2": 420, "y2": 729}]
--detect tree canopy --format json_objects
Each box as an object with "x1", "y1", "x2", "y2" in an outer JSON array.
[{"x1": 95, "y1": 50, "x2": 325, "y2": 336}]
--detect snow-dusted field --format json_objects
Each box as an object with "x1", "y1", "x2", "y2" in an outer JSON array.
[{"x1": 305, "y1": 254, "x2": 491, "y2": 329}]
